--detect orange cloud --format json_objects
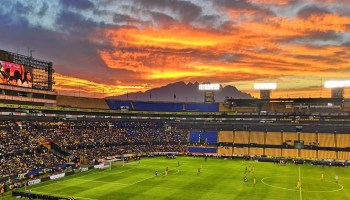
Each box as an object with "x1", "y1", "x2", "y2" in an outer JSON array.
[
  {"x1": 82, "y1": 8, "x2": 350, "y2": 99},
  {"x1": 53, "y1": 73, "x2": 150, "y2": 97}
]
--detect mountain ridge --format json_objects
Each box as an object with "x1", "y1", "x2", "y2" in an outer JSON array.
[{"x1": 106, "y1": 81, "x2": 253, "y2": 102}]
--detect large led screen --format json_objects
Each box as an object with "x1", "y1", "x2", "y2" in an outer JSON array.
[{"x1": 0, "y1": 60, "x2": 33, "y2": 88}]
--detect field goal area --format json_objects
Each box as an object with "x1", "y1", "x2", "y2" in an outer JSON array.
[{"x1": 103, "y1": 158, "x2": 140, "y2": 170}]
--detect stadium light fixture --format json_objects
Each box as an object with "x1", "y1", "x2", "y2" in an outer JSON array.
[
  {"x1": 324, "y1": 80, "x2": 350, "y2": 88},
  {"x1": 254, "y1": 83, "x2": 277, "y2": 90},
  {"x1": 198, "y1": 83, "x2": 220, "y2": 90}
]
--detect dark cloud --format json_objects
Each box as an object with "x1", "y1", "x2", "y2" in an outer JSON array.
[
  {"x1": 56, "y1": 11, "x2": 103, "y2": 34},
  {"x1": 196, "y1": 15, "x2": 221, "y2": 27},
  {"x1": 297, "y1": 5, "x2": 331, "y2": 19},
  {"x1": 113, "y1": 13, "x2": 141, "y2": 24},
  {"x1": 38, "y1": 2, "x2": 49, "y2": 17},
  {"x1": 214, "y1": 0, "x2": 275, "y2": 17},
  {"x1": 60, "y1": 0, "x2": 94, "y2": 10},
  {"x1": 135, "y1": 0, "x2": 202, "y2": 22},
  {"x1": 149, "y1": 11, "x2": 177, "y2": 27},
  {"x1": 341, "y1": 41, "x2": 350, "y2": 47}
]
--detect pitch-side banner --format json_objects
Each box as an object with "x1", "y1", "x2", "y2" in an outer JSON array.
[
  {"x1": 50, "y1": 173, "x2": 65, "y2": 180},
  {"x1": 28, "y1": 179, "x2": 41, "y2": 186}
]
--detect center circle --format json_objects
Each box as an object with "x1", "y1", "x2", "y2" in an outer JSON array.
[{"x1": 261, "y1": 176, "x2": 343, "y2": 193}]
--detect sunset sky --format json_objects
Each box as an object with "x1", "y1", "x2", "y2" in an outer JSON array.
[{"x1": 1, "y1": 0, "x2": 350, "y2": 99}]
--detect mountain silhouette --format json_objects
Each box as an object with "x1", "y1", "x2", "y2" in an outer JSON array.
[{"x1": 106, "y1": 81, "x2": 252, "y2": 102}]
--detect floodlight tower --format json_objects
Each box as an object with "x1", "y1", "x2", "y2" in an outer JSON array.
[
  {"x1": 324, "y1": 80, "x2": 350, "y2": 98},
  {"x1": 254, "y1": 83, "x2": 277, "y2": 99},
  {"x1": 198, "y1": 83, "x2": 220, "y2": 103}
]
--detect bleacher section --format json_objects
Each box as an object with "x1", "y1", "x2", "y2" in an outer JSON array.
[
  {"x1": 189, "y1": 131, "x2": 218, "y2": 145},
  {"x1": 218, "y1": 131, "x2": 234, "y2": 143},
  {"x1": 234, "y1": 147, "x2": 248, "y2": 155},
  {"x1": 338, "y1": 151, "x2": 350, "y2": 160},
  {"x1": 234, "y1": 131, "x2": 249, "y2": 143},
  {"x1": 300, "y1": 150, "x2": 317, "y2": 159},
  {"x1": 282, "y1": 149, "x2": 298, "y2": 158},
  {"x1": 57, "y1": 95, "x2": 109, "y2": 109},
  {"x1": 184, "y1": 103, "x2": 219, "y2": 112},
  {"x1": 300, "y1": 132, "x2": 317, "y2": 146},
  {"x1": 283, "y1": 132, "x2": 298, "y2": 144},
  {"x1": 265, "y1": 132, "x2": 281, "y2": 145},
  {"x1": 217, "y1": 146, "x2": 233, "y2": 156},
  {"x1": 336, "y1": 134, "x2": 350, "y2": 147},
  {"x1": 318, "y1": 150, "x2": 336, "y2": 159},
  {"x1": 218, "y1": 130, "x2": 350, "y2": 159},
  {"x1": 249, "y1": 147, "x2": 263, "y2": 155},
  {"x1": 104, "y1": 100, "x2": 132, "y2": 110},
  {"x1": 249, "y1": 131, "x2": 265, "y2": 144},
  {"x1": 318, "y1": 133, "x2": 335, "y2": 147},
  {"x1": 188, "y1": 147, "x2": 217, "y2": 153},
  {"x1": 133, "y1": 101, "x2": 183, "y2": 112},
  {"x1": 265, "y1": 148, "x2": 281, "y2": 157},
  {"x1": 105, "y1": 100, "x2": 219, "y2": 112}
]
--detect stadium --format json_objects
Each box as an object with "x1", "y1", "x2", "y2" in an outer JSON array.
[{"x1": 0, "y1": 48, "x2": 350, "y2": 200}]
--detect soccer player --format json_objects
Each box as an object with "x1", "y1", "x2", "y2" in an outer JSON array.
[
  {"x1": 244, "y1": 176, "x2": 247, "y2": 182},
  {"x1": 197, "y1": 167, "x2": 201, "y2": 175},
  {"x1": 296, "y1": 180, "x2": 301, "y2": 190},
  {"x1": 321, "y1": 173, "x2": 324, "y2": 181},
  {"x1": 253, "y1": 177, "x2": 256, "y2": 186},
  {"x1": 166, "y1": 166, "x2": 168, "y2": 172},
  {"x1": 335, "y1": 175, "x2": 339, "y2": 184},
  {"x1": 178, "y1": 161, "x2": 180, "y2": 167}
]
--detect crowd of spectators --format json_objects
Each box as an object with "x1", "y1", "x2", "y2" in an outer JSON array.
[{"x1": 0, "y1": 120, "x2": 189, "y2": 178}]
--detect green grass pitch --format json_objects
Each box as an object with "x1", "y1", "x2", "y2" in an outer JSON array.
[{"x1": 10, "y1": 157, "x2": 350, "y2": 200}]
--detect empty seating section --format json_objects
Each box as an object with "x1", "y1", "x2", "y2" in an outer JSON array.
[
  {"x1": 234, "y1": 131, "x2": 249, "y2": 143},
  {"x1": 133, "y1": 102, "x2": 183, "y2": 112},
  {"x1": 217, "y1": 131, "x2": 350, "y2": 160},
  {"x1": 189, "y1": 131, "x2": 218, "y2": 144},
  {"x1": 106, "y1": 101, "x2": 220, "y2": 112},
  {"x1": 218, "y1": 131, "x2": 234, "y2": 142},
  {"x1": 232, "y1": 107, "x2": 257, "y2": 113},
  {"x1": 265, "y1": 148, "x2": 281, "y2": 157},
  {"x1": 188, "y1": 147, "x2": 217, "y2": 153},
  {"x1": 336, "y1": 134, "x2": 350, "y2": 147},
  {"x1": 57, "y1": 95, "x2": 109, "y2": 109},
  {"x1": 219, "y1": 103, "x2": 232, "y2": 112},
  {"x1": 338, "y1": 151, "x2": 350, "y2": 160},
  {"x1": 300, "y1": 150, "x2": 316, "y2": 159},
  {"x1": 283, "y1": 132, "x2": 298, "y2": 144},
  {"x1": 105, "y1": 100, "x2": 132, "y2": 110},
  {"x1": 265, "y1": 132, "x2": 282, "y2": 145},
  {"x1": 185, "y1": 103, "x2": 219, "y2": 112},
  {"x1": 318, "y1": 150, "x2": 336, "y2": 159},
  {"x1": 318, "y1": 133, "x2": 335, "y2": 147},
  {"x1": 300, "y1": 133, "x2": 317, "y2": 146},
  {"x1": 282, "y1": 149, "x2": 298, "y2": 157},
  {"x1": 234, "y1": 147, "x2": 248, "y2": 155},
  {"x1": 249, "y1": 147, "x2": 263, "y2": 155},
  {"x1": 249, "y1": 131, "x2": 265, "y2": 144},
  {"x1": 218, "y1": 147, "x2": 232, "y2": 156}
]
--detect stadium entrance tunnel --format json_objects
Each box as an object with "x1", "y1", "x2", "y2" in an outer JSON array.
[{"x1": 261, "y1": 176, "x2": 343, "y2": 193}]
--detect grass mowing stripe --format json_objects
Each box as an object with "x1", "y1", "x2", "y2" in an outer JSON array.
[
  {"x1": 29, "y1": 167, "x2": 134, "y2": 191},
  {"x1": 14, "y1": 157, "x2": 350, "y2": 200},
  {"x1": 30, "y1": 190, "x2": 98, "y2": 200},
  {"x1": 73, "y1": 177, "x2": 130, "y2": 186},
  {"x1": 299, "y1": 166, "x2": 302, "y2": 200}
]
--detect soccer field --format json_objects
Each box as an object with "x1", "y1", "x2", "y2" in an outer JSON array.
[{"x1": 13, "y1": 157, "x2": 350, "y2": 200}]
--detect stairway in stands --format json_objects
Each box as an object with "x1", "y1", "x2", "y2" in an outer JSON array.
[{"x1": 40, "y1": 140, "x2": 71, "y2": 162}]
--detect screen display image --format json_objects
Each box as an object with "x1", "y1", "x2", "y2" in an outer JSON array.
[
  {"x1": 294, "y1": 140, "x2": 304, "y2": 149},
  {"x1": 0, "y1": 60, "x2": 33, "y2": 88}
]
